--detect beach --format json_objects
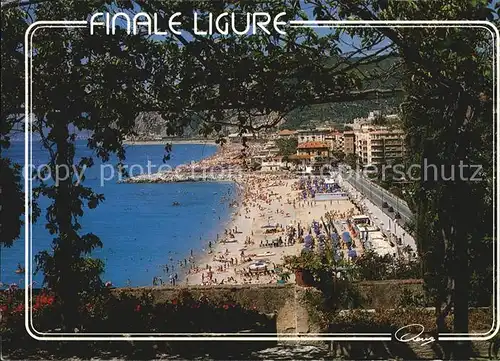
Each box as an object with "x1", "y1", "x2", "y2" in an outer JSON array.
[
  {"x1": 184, "y1": 172, "x2": 362, "y2": 286},
  {"x1": 119, "y1": 142, "x2": 367, "y2": 287}
]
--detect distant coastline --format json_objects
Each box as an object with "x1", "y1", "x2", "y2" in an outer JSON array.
[{"x1": 124, "y1": 139, "x2": 217, "y2": 145}]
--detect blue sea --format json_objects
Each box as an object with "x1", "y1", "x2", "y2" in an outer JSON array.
[{"x1": 1, "y1": 140, "x2": 237, "y2": 287}]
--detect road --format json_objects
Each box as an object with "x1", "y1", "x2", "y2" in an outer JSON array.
[{"x1": 339, "y1": 169, "x2": 414, "y2": 226}]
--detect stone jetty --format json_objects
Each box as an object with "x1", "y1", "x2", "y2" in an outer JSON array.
[{"x1": 121, "y1": 171, "x2": 241, "y2": 184}]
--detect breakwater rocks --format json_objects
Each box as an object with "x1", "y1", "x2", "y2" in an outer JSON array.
[{"x1": 121, "y1": 171, "x2": 241, "y2": 184}]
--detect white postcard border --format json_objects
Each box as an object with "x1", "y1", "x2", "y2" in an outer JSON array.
[{"x1": 23, "y1": 20, "x2": 499, "y2": 342}]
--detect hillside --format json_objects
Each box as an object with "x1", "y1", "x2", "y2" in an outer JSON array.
[
  {"x1": 281, "y1": 55, "x2": 403, "y2": 129},
  {"x1": 131, "y1": 55, "x2": 403, "y2": 136}
]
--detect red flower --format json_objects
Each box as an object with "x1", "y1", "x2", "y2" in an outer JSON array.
[
  {"x1": 223, "y1": 304, "x2": 229, "y2": 310},
  {"x1": 171, "y1": 299, "x2": 177, "y2": 305},
  {"x1": 0, "y1": 305, "x2": 7, "y2": 313},
  {"x1": 13, "y1": 304, "x2": 24, "y2": 313},
  {"x1": 134, "y1": 304, "x2": 141, "y2": 312},
  {"x1": 34, "y1": 294, "x2": 55, "y2": 307}
]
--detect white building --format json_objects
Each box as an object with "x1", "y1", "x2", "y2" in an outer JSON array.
[{"x1": 261, "y1": 157, "x2": 286, "y2": 172}]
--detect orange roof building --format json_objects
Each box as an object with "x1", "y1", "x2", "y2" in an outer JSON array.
[{"x1": 296, "y1": 141, "x2": 330, "y2": 159}]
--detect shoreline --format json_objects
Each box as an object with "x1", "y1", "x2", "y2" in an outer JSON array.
[
  {"x1": 123, "y1": 143, "x2": 365, "y2": 288},
  {"x1": 180, "y1": 183, "x2": 244, "y2": 284}
]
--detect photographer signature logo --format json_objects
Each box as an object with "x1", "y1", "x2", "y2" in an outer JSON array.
[{"x1": 394, "y1": 324, "x2": 436, "y2": 346}]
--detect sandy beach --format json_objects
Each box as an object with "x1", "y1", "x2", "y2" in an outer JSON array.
[
  {"x1": 131, "y1": 142, "x2": 365, "y2": 287},
  {"x1": 184, "y1": 172, "x2": 361, "y2": 286}
]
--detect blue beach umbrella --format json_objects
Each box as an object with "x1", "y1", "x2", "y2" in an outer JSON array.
[{"x1": 342, "y1": 231, "x2": 352, "y2": 244}]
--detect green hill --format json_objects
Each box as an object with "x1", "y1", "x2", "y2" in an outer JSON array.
[{"x1": 282, "y1": 55, "x2": 403, "y2": 129}]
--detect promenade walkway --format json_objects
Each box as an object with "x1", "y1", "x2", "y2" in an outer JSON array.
[{"x1": 336, "y1": 173, "x2": 417, "y2": 254}]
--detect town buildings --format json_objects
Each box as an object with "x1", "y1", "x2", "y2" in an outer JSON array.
[{"x1": 267, "y1": 111, "x2": 405, "y2": 170}]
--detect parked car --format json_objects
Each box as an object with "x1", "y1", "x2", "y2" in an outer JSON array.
[
  {"x1": 388, "y1": 206, "x2": 394, "y2": 212},
  {"x1": 382, "y1": 201, "x2": 389, "y2": 208},
  {"x1": 394, "y1": 212, "x2": 401, "y2": 219}
]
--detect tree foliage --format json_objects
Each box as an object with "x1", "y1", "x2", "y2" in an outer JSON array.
[
  {"x1": 275, "y1": 137, "x2": 298, "y2": 159},
  {"x1": 1, "y1": 1, "x2": 498, "y2": 344}
]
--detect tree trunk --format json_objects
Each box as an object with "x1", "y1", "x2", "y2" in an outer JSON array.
[{"x1": 52, "y1": 120, "x2": 79, "y2": 331}]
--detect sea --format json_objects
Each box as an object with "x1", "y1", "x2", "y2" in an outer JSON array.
[{"x1": 1, "y1": 140, "x2": 237, "y2": 288}]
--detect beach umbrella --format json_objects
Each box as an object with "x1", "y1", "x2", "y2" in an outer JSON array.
[
  {"x1": 342, "y1": 231, "x2": 352, "y2": 244},
  {"x1": 304, "y1": 235, "x2": 314, "y2": 249}
]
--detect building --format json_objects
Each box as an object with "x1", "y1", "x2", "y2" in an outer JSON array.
[
  {"x1": 325, "y1": 131, "x2": 344, "y2": 151},
  {"x1": 352, "y1": 117, "x2": 371, "y2": 130},
  {"x1": 343, "y1": 131, "x2": 355, "y2": 155},
  {"x1": 227, "y1": 133, "x2": 258, "y2": 143},
  {"x1": 277, "y1": 129, "x2": 297, "y2": 139},
  {"x1": 354, "y1": 127, "x2": 405, "y2": 165},
  {"x1": 288, "y1": 141, "x2": 332, "y2": 174},
  {"x1": 296, "y1": 141, "x2": 330, "y2": 158},
  {"x1": 296, "y1": 129, "x2": 331, "y2": 143},
  {"x1": 261, "y1": 156, "x2": 286, "y2": 172}
]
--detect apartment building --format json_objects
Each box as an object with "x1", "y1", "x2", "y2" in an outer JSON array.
[
  {"x1": 354, "y1": 127, "x2": 405, "y2": 165},
  {"x1": 343, "y1": 131, "x2": 355, "y2": 154},
  {"x1": 325, "y1": 131, "x2": 344, "y2": 151}
]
